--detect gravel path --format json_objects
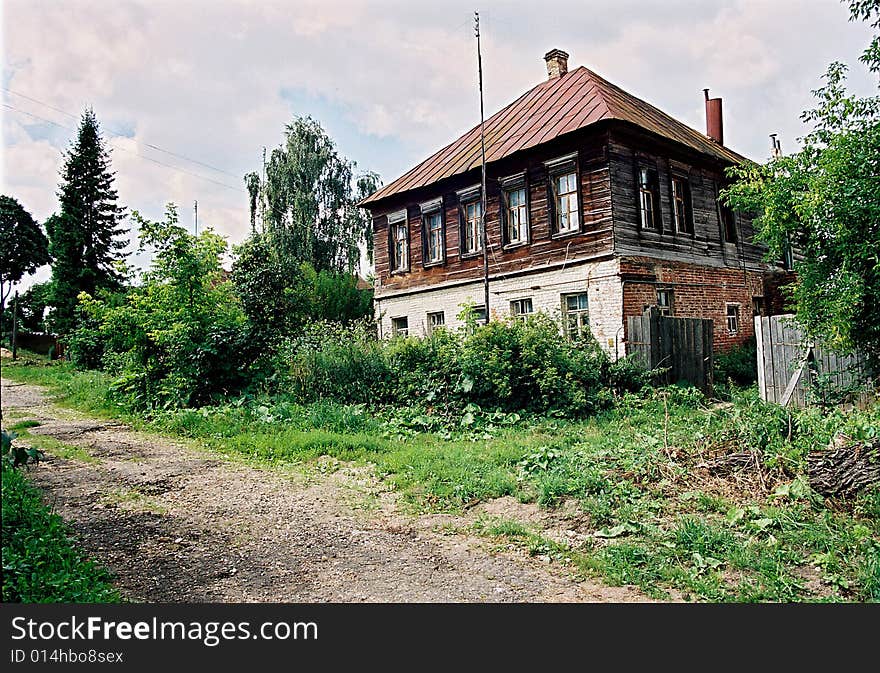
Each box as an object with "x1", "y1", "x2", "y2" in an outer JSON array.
[{"x1": 1, "y1": 378, "x2": 650, "y2": 603}]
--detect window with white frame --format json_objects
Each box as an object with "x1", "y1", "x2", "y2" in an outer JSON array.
[
  {"x1": 638, "y1": 167, "x2": 661, "y2": 231},
  {"x1": 554, "y1": 172, "x2": 579, "y2": 234},
  {"x1": 726, "y1": 304, "x2": 740, "y2": 334},
  {"x1": 427, "y1": 311, "x2": 445, "y2": 334},
  {"x1": 510, "y1": 298, "x2": 534, "y2": 321},
  {"x1": 424, "y1": 211, "x2": 443, "y2": 264},
  {"x1": 563, "y1": 293, "x2": 589, "y2": 339},
  {"x1": 656, "y1": 288, "x2": 674, "y2": 316},
  {"x1": 472, "y1": 305, "x2": 488, "y2": 325},
  {"x1": 504, "y1": 187, "x2": 528, "y2": 245},
  {"x1": 388, "y1": 210, "x2": 408, "y2": 272},
  {"x1": 461, "y1": 200, "x2": 482, "y2": 255},
  {"x1": 392, "y1": 316, "x2": 409, "y2": 337}
]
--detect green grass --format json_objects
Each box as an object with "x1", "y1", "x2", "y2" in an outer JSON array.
[
  {"x1": 1, "y1": 464, "x2": 120, "y2": 602},
  {"x1": 3, "y1": 358, "x2": 878, "y2": 603}
]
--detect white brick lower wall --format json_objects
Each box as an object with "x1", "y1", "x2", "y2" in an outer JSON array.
[{"x1": 374, "y1": 258, "x2": 625, "y2": 358}]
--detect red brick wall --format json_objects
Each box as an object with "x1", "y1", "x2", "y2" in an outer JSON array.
[{"x1": 620, "y1": 257, "x2": 771, "y2": 352}]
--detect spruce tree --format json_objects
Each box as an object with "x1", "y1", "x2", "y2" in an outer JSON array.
[{"x1": 49, "y1": 108, "x2": 127, "y2": 334}]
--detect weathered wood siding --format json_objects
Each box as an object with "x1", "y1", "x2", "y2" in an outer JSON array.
[
  {"x1": 608, "y1": 127, "x2": 770, "y2": 271},
  {"x1": 371, "y1": 130, "x2": 615, "y2": 295}
]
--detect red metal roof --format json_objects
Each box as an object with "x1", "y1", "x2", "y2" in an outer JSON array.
[{"x1": 361, "y1": 66, "x2": 747, "y2": 206}]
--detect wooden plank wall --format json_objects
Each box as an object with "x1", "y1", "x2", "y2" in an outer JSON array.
[
  {"x1": 372, "y1": 131, "x2": 615, "y2": 293},
  {"x1": 608, "y1": 127, "x2": 770, "y2": 271},
  {"x1": 626, "y1": 308, "x2": 714, "y2": 392},
  {"x1": 755, "y1": 315, "x2": 874, "y2": 407}
]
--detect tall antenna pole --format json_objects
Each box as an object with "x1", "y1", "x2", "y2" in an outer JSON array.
[
  {"x1": 475, "y1": 11, "x2": 490, "y2": 321},
  {"x1": 194, "y1": 200, "x2": 198, "y2": 235}
]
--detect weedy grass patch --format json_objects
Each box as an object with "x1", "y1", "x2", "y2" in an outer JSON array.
[{"x1": 3, "y1": 360, "x2": 878, "y2": 602}]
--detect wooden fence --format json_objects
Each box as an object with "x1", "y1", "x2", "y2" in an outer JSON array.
[
  {"x1": 627, "y1": 308, "x2": 714, "y2": 393},
  {"x1": 755, "y1": 314, "x2": 873, "y2": 407}
]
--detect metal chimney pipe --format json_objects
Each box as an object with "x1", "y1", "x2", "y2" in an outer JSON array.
[{"x1": 704, "y1": 88, "x2": 724, "y2": 145}]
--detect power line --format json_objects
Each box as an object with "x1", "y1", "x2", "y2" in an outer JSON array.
[
  {"x1": 3, "y1": 87, "x2": 244, "y2": 181},
  {"x1": 2, "y1": 103, "x2": 247, "y2": 194}
]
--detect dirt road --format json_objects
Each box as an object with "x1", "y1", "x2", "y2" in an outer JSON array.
[{"x1": 1, "y1": 378, "x2": 649, "y2": 603}]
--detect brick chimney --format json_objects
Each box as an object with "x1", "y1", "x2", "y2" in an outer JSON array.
[
  {"x1": 704, "y1": 88, "x2": 724, "y2": 145},
  {"x1": 544, "y1": 49, "x2": 569, "y2": 79}
]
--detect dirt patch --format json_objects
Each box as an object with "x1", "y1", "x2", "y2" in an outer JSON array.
[{"x1": 1, "y1": 378, "x2": 653, "y2": 603}]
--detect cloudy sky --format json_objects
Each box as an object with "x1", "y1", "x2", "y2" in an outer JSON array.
[{"x1": 2, "y1": 0, "x2": 876, "y2": 285}]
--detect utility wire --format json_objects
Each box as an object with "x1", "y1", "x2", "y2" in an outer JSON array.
[
  {"x1": 3, "y1": 87, "x2": 243, "y2": 181},
  {"x1": 3, "y1": 103, "x2": 247, "y2": 194}
]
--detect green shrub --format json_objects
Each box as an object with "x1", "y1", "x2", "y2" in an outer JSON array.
[
  {"x1": 715, "y1": 336, "x2": 758, "y2": 385},
  {"x1": 1, "y1": 464, "x2": 119, "y2": 602}
]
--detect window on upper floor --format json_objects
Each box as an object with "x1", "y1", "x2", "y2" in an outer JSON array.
[
  {"x1": 545, "y1": 153, "x2": 580, "y2": 236},
  {"x1": 460, "y1": 199, "x2": 482, "y2": 256},
  {"x1": 388, "y1": 210, "x2": 409, "y2": 273},
  {"x1": 420, "y1": 198, "x2": 445, "y2": 266},
  {"x1": 510, "y1": 298, "x2": 534, "y2": 321},
  {"x1": 638, "y1": 167, "x2": 661, "y2": 232},
  {"x1": 553, "y1": 172, "x2": 580, "y2": 234},
  {"x1": 671, "y1": 177, "x2": 693, "y2": 235},
  {"x1": 392, "y1": 316, "x2": 409, "y2": 337},
  {"x1": 563, "y1": 292, "x2": 590, "y2": 339},
  {"x1": 503, "y1": 186, "x2": 529, "y2": 246},
  {"x1": 720, "y1": 204, "x2": 737, "y2": 243}
]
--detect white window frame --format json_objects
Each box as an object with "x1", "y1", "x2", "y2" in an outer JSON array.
[
  {"x1": 656, "y1": 288, "x2": 674, "y2": 316},
  {"x1": 427, "y1": 311, "x2": 445, "y2": 334},
  {"x1": 391, "y1": 316, "x2": 409, "y2": 337},
  {"x1": 420, "y1": 198, "x2": 444, "y2": 266},
  {"x1": 504, "y1": 186, "x2": 528, "y2": 246},
  {"x1": 388, "y1": 209, "x2": 409, "y2": 273},
  {"x1": 554, "y1": 172, "x2": 580, "y2": 234},
  {"x1": 461, "y1": 200, "x2": 482, "y2": 255},
  {"x1": 725, "y1": 303, "x2": 740, "y2": 334},
  {"x1": 562, "y1": 292, "x2": 590, "y2": 339},
  {"x1": 510, "y1": 298, "x2": 534, "y2": 321}
]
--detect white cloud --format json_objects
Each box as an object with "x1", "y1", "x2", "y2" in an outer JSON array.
[{"x1": 1, "y1": 0, "x2": 875, "y2": 294}]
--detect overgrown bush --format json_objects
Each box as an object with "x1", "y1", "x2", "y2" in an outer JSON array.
[
  {"x1": 714, "y1": 336, "x2": 758, "y2": 386},
  {"x1": 71, "y1": 205, "x2": 252, "y2": 410},
  {"x1": 273, "y1": 313, "x2": 650, "y2": 416}
]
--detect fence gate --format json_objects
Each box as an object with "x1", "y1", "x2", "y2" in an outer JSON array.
[
  {"x1": 626, "y1": 307, "x2": 714, "y2": 393},
  {"x1": 755, "y1": 314, "x2": 873, "y2": 407}
]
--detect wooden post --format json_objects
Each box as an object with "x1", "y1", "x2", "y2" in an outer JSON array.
[{"x1": 11, "y1": 290, "x2": 18, "y2": 360}]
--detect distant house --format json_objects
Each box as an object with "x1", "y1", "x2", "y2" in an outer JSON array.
[{"x1": 360, "y1": 49, "x2": 792, "y2": 354}]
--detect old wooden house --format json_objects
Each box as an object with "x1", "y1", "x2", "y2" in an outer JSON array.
[{"x1": 360, "y1": 49, "x2": 792, "y2": 356}]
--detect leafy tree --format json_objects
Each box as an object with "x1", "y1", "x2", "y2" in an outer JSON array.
[
  {"x1": 263, "y1": 115, "x2": 379, "y2": 274},
  {"x1": 17, "y1": 282, "x2": 53, "y2": 332},
  {"x1": 48, "y1": 108, "x2": 127, "y2": 335},
  {"x1": 71, "y1": 204, "x2": 249, "y2": 408},
  {"x1": 244, "y1": 171, "x2": 261, "y2": 233},
  {"x1": 723, "y1": 0, "x2": 880, "y2": 360},
  {"x1": 0, "y1": 196, "x2": 50, "y2": 324}
]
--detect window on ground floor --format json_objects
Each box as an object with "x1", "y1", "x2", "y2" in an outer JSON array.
[
  {"x1": 656, "y1": 288, "x2": 674, "y2": 316},
  {"x1": 726, "y1": 304, "x2": 740, "y2": 334},
  {"x1": 562, "y1": 292, "x2": 590, "y2": 339},
  {"x1": 510, "y1": 298, "x2": 534, "y2": 321},
  {"x1": 392, "y1": 316, "x2": 409, "y2": 337},
  {"x1": 427, "y1": 311, "x2": 445, "y2": 334}
]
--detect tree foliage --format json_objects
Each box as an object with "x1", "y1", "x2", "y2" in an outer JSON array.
[
  {"x1": 263, "y1": 115, "x2": 379, "y2": 274},
  {"x1": 0, "y1": 196, "x2": 50, "y2": 317},
  {"x1": 48, "y1": 108, "x2": 127, "y2": 335},
  {"x1": 244, "y1": 171, "x2": 260, "y2": 233},
  {"x1": 723, "y1": 1, "x2": 880, "y2": 360},
  {"x1": 70, "y1": 204, "x2": 250, "y2": 409}
]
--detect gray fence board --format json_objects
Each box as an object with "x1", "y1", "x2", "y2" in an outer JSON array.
[{"x1": 755, "y1": 315, "x2": 873, "y2": 408}]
